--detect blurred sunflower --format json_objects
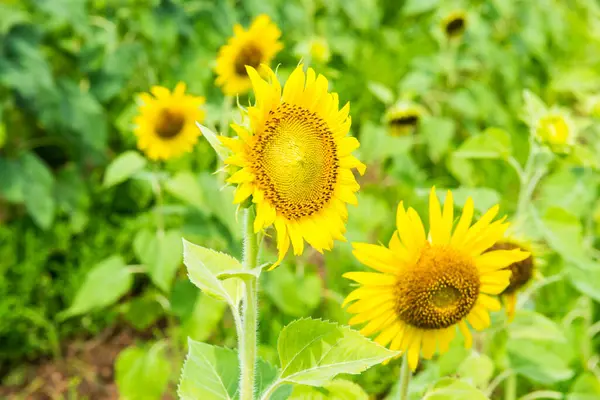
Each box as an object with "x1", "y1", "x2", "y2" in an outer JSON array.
[
  {"x1": 343, "y1": 188, "x2": 530, "y2": 370},
  {"x1": 215, "y1": 14, "x2": 283, "y2": 96},
  {"x1": 384, "y1": 102, "x2": 426, "y2": 136},
  {"x1": 486, "y1": 240, "x2": 535, "y2": 320},
  {"x1": 134, "y1": 83, "x2": 205, "y2": 161},
  {"x1": 221, "y1": 64, "x2": 365, "y2": 267},
  {"x1": 535, "y1": 110, "x2": 576, "y2": 148},
  {"x1": 441, "y1": 10, "x2": 467, "y2": 39},
  {"x1": 294, "y1": 36, "x2": 331, "y2": 64}
]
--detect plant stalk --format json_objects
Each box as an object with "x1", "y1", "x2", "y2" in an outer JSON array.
[
  {"x1": 239, "y1": 208, "x2": 259, "y2": 400},
  {"x1": 398, "y1": 355, "x2": 411, "y2": 400},
  {"x1": 505, "y1": 373, "x2": 517, "y2": 400}
]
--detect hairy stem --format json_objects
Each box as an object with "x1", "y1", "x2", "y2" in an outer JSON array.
[
  {"x1": 239, "y1": 208, "x2": 259, "y2": 400},
  {"x1": 398, "y1": 355, "x2": 411, "y2": 400}
]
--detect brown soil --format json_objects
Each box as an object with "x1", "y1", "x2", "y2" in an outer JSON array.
[{"x1": 0, "y1": 327, "x2": 144, "y2": 399}]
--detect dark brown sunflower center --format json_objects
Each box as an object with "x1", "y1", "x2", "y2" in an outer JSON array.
[
  {"x1": 445, "y1": 17, "x2": 466, "y2": 37},
  {"x1": 249, "y1": 102, "x2": 339, "y2": 220},
  {"x1": 395, "y1": 244, "x2": 480, "y2": 330},
  {"x1": 155, "y1": 109, "x2": 185, "y2": 139},
  {"x1": 234, "y1": 43, "x2": 263, "y2": 76},
  {"x1": 487, "y1": 241, "x2": 534, "y2": 294},
  {"x1": 390, "y1": 114, "x2": 419, "y2": 128}
]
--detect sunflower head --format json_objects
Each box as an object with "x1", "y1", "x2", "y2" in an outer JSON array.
[
  {"x1": 441, "y1": 10, "x2": 467, "y2": 39},
  {"x1": 343, "y1": 188, "x2": 530, "y2": 370},
  {"x1": 133, "y1": 83, "x2": 205, "y2": 161},
  {"x1": 220, "y1": 64, "x2": 365, "y2": 268},
  {"x1": 486, "y1": 240, "x2": 534, "y2": 320},
  {"x1": 384, "y1": 103, "x2": 425, "y2": 136},
  {"x1": 215, "y1": 14, "x2": 283, "y2": 96}
]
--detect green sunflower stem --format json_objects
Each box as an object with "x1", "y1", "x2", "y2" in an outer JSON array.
[
  {"x1": 505, "y1": 373, "x2": 517, "y2": 400},
  {"x1": 398, "y1": 354, "x2": 411, "y2": 400},
  {"x1": 239, "y1": 207, "x2": 260, "y2": 400}
]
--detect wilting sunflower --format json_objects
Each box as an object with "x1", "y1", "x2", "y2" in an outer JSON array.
[
  {"x1": 384, "y1": 102, "x2": 426, "y2": 136},
  {"x1": 215, "y1": 14, "x2": 283, "y2": 96},
  {"x1": 441, "y1": 10, "x2": 467, "y2": 39},
  {"x1": 343, "y1": 188, "x2": 530, "y2": 370},
  {"x1": 221, "y1": 64, "x2": 365, "y2": 267},
  {"x1": 134, "y1": 83, "x2": 205, "y2": 161},
  {"x1": 486, "y1": 240, "x2": 535, "y2": 320}
]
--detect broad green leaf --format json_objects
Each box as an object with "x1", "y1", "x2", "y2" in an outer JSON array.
[
  {"x1": 134, "y1": 229, "x2": 182, "y2": 292},
  {"x1": 265, "y1": 267, "x2": 322, "y2": 317},
  {"x1": 20, "y1": 153, "x2": 55, "y2": 229},
  {"x1": 568, "y1": 372, "x2": 600, "y2": 400},
  {"x1": 367, "y1": 82, "x2": 394, "y2": 104},
  {"x1": 59, "y1": 256, "x2": 132, "y2": 319},
  {"x1": 536, "y1": 207, "x2": 585, "y2": 260},
  {"x1": 183, "y1": 239, "x2": 243, "y2": 308},
  {"x1": 289, "y1": 379, "x2": 369, "y2": 399},
  {"x1": 164, "y1": 171, "x2": 205, "y2": 209},
  {"x1": 179, "y1": 340, "x2": 238, "y2": 400},
  {"x1": 180, "y1": 293, "x2": 226, "y2": 344},
  {"x1": 423, "y1": 378, "x2": 489, "y2": 400},
  {"x1": 522, "y1": 90, "x2": 547, "y2": 124},
  {"x1": 508, "y1": 310, "x2": 566, "y2": 343},
  {"x1": 454, "y1": 128, "x2": 512, "y2": 160},
  {"x1": 507, "y1": 339, "x2": 574, "y2": 384},
  {"x1": 123, "y1": 292, "x2": 164, "y2": 331},
  {"x1": 456, "y1": 353, "x2": 494, "y2": 389},
  {"x1": 566, "y1": 259, "x2": 600, "y2": 302},
  {"x1": 277, "y1": 318, "x2": 397, "y2": 386},
  {"x1": 199, "y1": 173, "x2": 241, "y2": 239},
  {"x1": 403, "y1": 0, "x2": 439, "y2": 16},
  {"x1": 217, "y1": 263, "x2": 267, "y2": 281},
  {"x1": 421, "y1": 117, "x2": 455, "y2": 163},
  {"x1": 115, "y1": 342, "x2": 171, "y2": 400},
  {"x1": 103, "y1": 151, "x2": 147, "y2": 188},
  {"x1": 358, "y1": 121, "x2": 413, "y2": 164},
  {"x1": 0, "y1": 157, "x2": 25, "y2": 203}
]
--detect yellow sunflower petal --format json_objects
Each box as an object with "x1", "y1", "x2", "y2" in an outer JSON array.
[
  {"x1": 407, "y1": 332, "x2": 422, "y2": 371},
  {"x1": 458, "y1": 321, "x2": 472, "y2": 348},
  {"x1": 342, "y1": 272, "x2": 397, "y2": 286},
  {"x1": 352, "y1": 243, "x2": 402, "y2": 274}
]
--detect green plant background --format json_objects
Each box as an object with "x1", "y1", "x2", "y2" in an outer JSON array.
[{"x1": 1, "y1": 0, "x2": 600, "y2": 398}]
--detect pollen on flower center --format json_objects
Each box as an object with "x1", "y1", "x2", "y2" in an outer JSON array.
[
  {"x1": 250, "y1": 102, "x2": 339, "y2": 220},
  {"x1": 395, "y1": 244, "x2": 480, "y2": 330},
  {"x1": 234, "y1": 43, "x2": 263, "y2": 76},
  {"x1": 155, "y1": 109, "x2": 185, "y2": 139}
]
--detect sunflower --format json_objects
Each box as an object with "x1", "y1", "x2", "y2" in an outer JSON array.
[
  {"x1": 343, "y1": 188, "x2": 530, "y2": 371},
  {"x1": 220, "y1": 64, "x2": 365, "y2": 267},
  {"x1": 486, "y1": 240, "x2": 535, "y2": 321},
  {"x1": 441, "y1": 10, "x2": 467, "y2": 39},
  {"x1": 534, "y1": 110, "x2": 576, "y2": 148},
  {"x1": 384, "y1": 102, "x2": 426, "y2": 136},
  {"x1": 215, "y1": 14, "x2": 283, "y2": 96},
  {"x1": 134, "y1": 83, "x2": 205, "y2": 161}
]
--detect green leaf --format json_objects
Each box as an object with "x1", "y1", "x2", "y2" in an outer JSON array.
[
  {"x1": 265, "y1": 267, "x2": 322, "y2": 317},
  {"x1": 116, "y1": 342, "x2": 171, "y2": 400},
  {"x1": 0, "y1": 157, "x2": 25, "y2": 203},
  {"x1": 178, "y1": 340, "x2": 239, "y2": 400},
  {"x1": 182, "y1": 239, "x2": 243, "y2": 308},
  {"x1": 20, "y1": 153, "x2": 55, "y2": 229},
  {"x1": 421, "y1": 117, "x2": 456, "y2": 163},
  {"x1": 180, "y1": 293, "x2": 226, "y2": 344},
  {"x1": 566, "y1": 259, "x2": 600, "y2": 302},
  {"x1": 217, "y1": 263, "x2": 267, "y2": 282},
  {"x1": 508, "y1": 310, "x2": 566, "y2": 343},
  {"x1": 59, "y1": 255, "x2": 132, "y2": 319},
  {"x1": 536, "y1": 207, "x2": 585, "y2": 260},
  {"x1": 199, "y1": 173, "x2": 241, "y2": 239},
  {"x1": 507, "y1": 339, "x2": 574, "y2": 384},
  {"x1": 454, "y1": 128, "x2": 512, "y2": 160},
  {"x1": 134, "y1": 229, "x2": 182, "y2": 292},
  {"x1": 367, "y1": 82, "x2": 394, "y2": 104},
  {"x1": 403, "y1": 0, "x2": 439, "y2": 16},
  {"x1": 197, "y1": 123, "x2": 229, "y2": 161},
  {"x1": 423, "y1": 378, "x2": 489, "y2": 400},
  {"x1": 289, "y1": 379, "x2": 369, "y2": 399},
  {"x1": 358, "y1": 121, "x2": 413, "y2": 164},
  {"x1": 103, "y1": 151, "x2": 147, "y2": 188},
  {"x1": 277, "y1": 318, "x2": 397, "y2": 386},
  {"x1": 456, "y1": 353, "x2": 494, "y2": 389},
  {"x1": 164, "y1": 171, "x2": 205, "y2": 209},
  {"x1": 123, "y1": 292, "x2": 164, "y2": 331}
]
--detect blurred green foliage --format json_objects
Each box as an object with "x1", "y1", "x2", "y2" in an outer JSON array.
[{"x1": 1, "y1": 0, "x2": 600, "y2": 398}]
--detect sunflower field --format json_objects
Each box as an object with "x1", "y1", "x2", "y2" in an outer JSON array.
[{"x1": 1, "y1": 0, "x2": 600, "y2": 399}]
